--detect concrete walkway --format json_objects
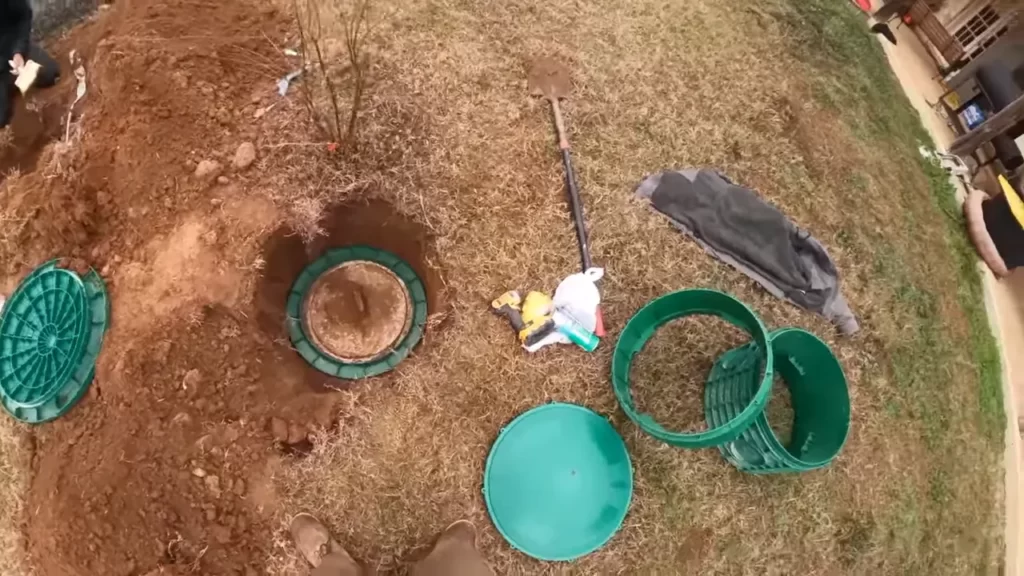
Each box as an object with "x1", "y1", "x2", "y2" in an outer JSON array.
[{"x1": 878, "y1": 21, "x2": 1022, "y2": 576}]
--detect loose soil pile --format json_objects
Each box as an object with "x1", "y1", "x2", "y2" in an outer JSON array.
[{"x1": 0, "y1": 1, "x2": 444, "y2": 574}]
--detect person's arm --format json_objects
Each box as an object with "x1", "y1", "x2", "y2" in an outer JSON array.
[{"x1": 9, "y1": 0, "x2": 33, "y2": 59}]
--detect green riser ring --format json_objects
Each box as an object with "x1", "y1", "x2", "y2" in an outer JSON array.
[
  {"x1": 611, "y1": 289, "x2": 774, "y2": 448},
  {"x1": 706, "y1": 328, "x2": 850, "y2": 474},
  {"x1": 286, "y1": 246, "x2": 428, "y2": 380},
  {"x1": 705, "y1": 343, "x2": 762, "y2": 430}
]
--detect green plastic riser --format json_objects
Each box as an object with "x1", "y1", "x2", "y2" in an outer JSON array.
[
  {"x1": 707, "y1": 328, "x2": 850, "y2": 474},
  {"x1": 611, "y1": 289, "x2": 773, "y2": 448}
]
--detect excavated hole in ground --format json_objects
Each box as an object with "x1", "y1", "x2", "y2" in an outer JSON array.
[{"x1": 254, "y1": 199, "x2": 445, "y2": 399}]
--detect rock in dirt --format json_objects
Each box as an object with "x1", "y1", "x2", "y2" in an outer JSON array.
[
  {"x1": 233, "y1": 142, "x2": 256, "y2": 170},
  {"x1": 194, "y1": 159, "x2": 223, "y2": 181},
  {"x1": 211, "y1": 524, "x2": 232, "y2": 544},
  {"x1": 216, "y1": 175, "x2": 230, "y2": 185},
  {"x1": 191, "y1": 467, "x2": 207, "y2": 478},
  {"x1": 204, "y1": 475, "x2": 221, "y2": 496},
  {"x1": 181, "y1": 369, "x2": 202, "y2": 391},
  {"x1": 287, "y1": 422, "x2": 308, "y2": 445},
  {"x1": 270, "y1": 417, "x2": 288, "y2": 442}
]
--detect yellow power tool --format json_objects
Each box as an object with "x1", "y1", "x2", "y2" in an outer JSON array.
[{"x1": 491, "y1": 291, "x2": 556, "y2": 347}]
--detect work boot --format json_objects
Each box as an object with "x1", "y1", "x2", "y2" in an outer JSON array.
[
  {"x1": 411, "y1": 520, "x2": 494, "y2": 576},
  {"x1": 289, "y1": 513, "x2": 364, "y2": 576}
]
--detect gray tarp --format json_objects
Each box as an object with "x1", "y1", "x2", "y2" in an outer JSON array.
[{"x1": 636, "y1": 168, "x2": 859, "y2": 335}]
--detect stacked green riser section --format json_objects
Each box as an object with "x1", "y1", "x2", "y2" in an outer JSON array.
[
  {"x1": 612, "y1": 289, "x2": 850, "y2": 474},
  {"x1": 705, "y1": 328, "x2": 850, "y2": 474}
]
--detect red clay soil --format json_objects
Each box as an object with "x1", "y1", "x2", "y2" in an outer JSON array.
[
  {"x1": 0, "y1": 1, "x2": 449, "y2": 572},
  {"x1": 0, "y1": 0, "x2": 287, "y2": 284},
  {"x1": 0, "y1": 0, "x2": 391, "y2": 574}
]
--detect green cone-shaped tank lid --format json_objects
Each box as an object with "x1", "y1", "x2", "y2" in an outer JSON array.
[{"x1": 483, "y1": 403, "x2": 633, "y2": 561}]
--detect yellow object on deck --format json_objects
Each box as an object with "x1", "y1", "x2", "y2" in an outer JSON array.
[{"x1": 999, "y1": 175, "x2": 1024, "y2": 229}]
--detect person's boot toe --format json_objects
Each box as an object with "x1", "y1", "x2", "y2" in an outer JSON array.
[{"x1": 290, "y1": 513, "x2": 353, "y2": 568}]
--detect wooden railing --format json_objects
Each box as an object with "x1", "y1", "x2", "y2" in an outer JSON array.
[{"x1": 908, "y1": 0, "x2": 968, "y2": 64}]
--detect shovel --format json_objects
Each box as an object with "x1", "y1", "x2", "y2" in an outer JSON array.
[{"x1": 528, "y1": 57, "x2": 604, "y2": 336}]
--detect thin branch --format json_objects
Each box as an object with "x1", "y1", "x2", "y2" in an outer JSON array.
[
  {"x1": 291, "y1": 0, "x2": 373, "y2": 148},
  {"x1": 342, "y1": 0, "x2": 371, "y2": 149}
]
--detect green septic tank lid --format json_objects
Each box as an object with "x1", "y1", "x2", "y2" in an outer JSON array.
[
  {"x1": 0, "y1": 260, "x2": 109, "y2": 423},
  {"x1": 286, "y1": 246, "x2": 428, "y2": 379},
  {"x1": 483, "y1": 403, "x2": 633, "y2": 561}
]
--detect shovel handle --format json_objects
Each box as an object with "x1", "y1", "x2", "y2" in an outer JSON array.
[
  {"x1": 551, "y1": 97, "x2": 571, "y2": 150},
  {"x1": 550, "y1": 99, "x2": 592, "y2": 271}
]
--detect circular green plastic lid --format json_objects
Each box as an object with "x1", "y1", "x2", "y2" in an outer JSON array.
[
  {"x1": 0, "y1": 260, "x2": 109, "y2": 423},
  {"x1": 611, "y1": 289, "x2": 773, "y2": 448},
  {"x1": 287, "y1": 246, "x2": 428, "y2": 379},
  {"x1": 483, "y1": 403, "x2": 633, "y2": 561}
]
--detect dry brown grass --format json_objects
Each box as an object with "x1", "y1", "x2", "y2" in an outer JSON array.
[
  {"x1": 0, "y1": 0, "x2": 998, "y2": 572},
  {"x1": 630, "y1": 316, "x2": 750, "y2": 433},
  {"x1": 259, "y1": 0, "x2": 1004, "y2": 573},
  {"x1": 765, "y1": 375, "x2": 795, "y2": 446},
  {"x1": 0, "y1": 419, "x2": 27, "y2": 576},
  {"x1": 0, "y1": 128, "x2": 13, "y2": 153}
]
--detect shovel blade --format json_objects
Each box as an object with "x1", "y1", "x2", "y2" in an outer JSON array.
[{"x1": 527, "y1": 57, "x2": 571, "y2": 100}]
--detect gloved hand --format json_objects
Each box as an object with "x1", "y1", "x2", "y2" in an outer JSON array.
[{"x1": 9, "y1": 53, "x2": 24, "y2": 75}]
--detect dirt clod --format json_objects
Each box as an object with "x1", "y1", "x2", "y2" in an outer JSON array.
[
  {"x1": 269, "y1": 417, "x2": 288, "y2": 443},
  {"x1": 233, "y1": 142, "x2": 256, "y2": 170},
  {"x1": 287, "y1": 422, "x2": 308, "y2": 445},
  {"x1": 194, "y1": 159, "x2": 222, "y2": 181},
  {"x1": 204, "y1": 475, "x2": 221, "y2": 496},
  {"x1": 182, "y1": 369, "x2": 202, "y2": 391}
]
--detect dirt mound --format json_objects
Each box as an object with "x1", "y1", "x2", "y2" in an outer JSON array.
[
  {"x1": 27, "y1": 305, "x2": 338, "y2": 576},
  {"x1": 9, "y1": 2, "x2": 451, "y2": 571},
  {"x1": 0, "y1": 0, "x2": 286, "y2": 283},
  {"x1": 3, "y1": 0, "x2": 357, "y2": 574}
]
